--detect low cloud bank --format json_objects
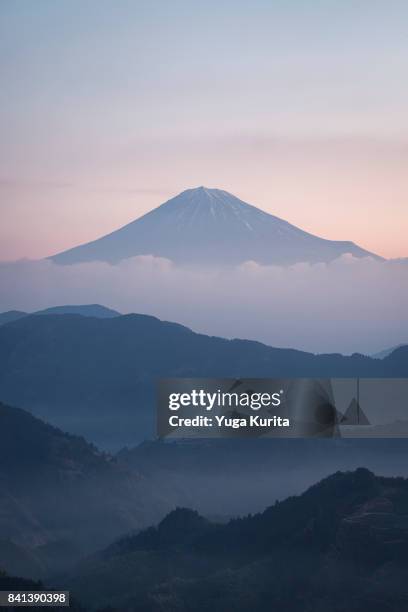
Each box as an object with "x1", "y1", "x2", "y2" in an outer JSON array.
[{"x1": 0, "y1": 255, "x2": 406, "y2": 354}]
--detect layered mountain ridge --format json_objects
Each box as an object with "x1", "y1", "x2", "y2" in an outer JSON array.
[
  {"x1": 0, "y1": 400, "x2": 167, "y2": 578},
  {"x1": 0, "y1": 311, "x2": 406, "y2": 448},
  {"x1": 62, "y1": 469, "x2": 408, "y2": 611}
]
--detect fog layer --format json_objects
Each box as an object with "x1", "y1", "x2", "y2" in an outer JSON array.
[{"x1": 0, "y1": 255, "x2": 406, "y2": 354}]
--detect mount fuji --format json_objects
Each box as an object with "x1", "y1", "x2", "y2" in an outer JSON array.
[{"x1": 51, "y1": 187, "x2": 380, "y2": 266}]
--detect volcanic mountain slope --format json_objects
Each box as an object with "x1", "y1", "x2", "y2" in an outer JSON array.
[
  {"x1": 62, "y1": 469, "x2": 408, "y2": 612},
  {"x1": 0, "y1": 313, "x2": 406, "y2": 447},
  {"x1": 0, "y1": 401, "x2": 167, "y2": 578},
  {"x1": 50, "y1": 187, "x2": 379, "y2": 266}
]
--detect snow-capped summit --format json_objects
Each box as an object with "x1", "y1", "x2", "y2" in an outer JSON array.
[{"x1": 50, "y1": 187, "x2": 380, "y2": 265}]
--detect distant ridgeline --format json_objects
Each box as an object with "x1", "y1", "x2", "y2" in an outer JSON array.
[{"x1": 0, "y1": 309, "x2": 406, "y2": 448}]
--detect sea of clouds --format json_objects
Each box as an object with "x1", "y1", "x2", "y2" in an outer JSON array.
[{"x1": 0, "y1": 254, "x2": 406, "y2": 355}]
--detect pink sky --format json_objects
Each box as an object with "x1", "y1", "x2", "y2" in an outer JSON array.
[
  {"x1": 1, "y1": 134, "x2": 406, "y2": 260},
  {"x1": 1, "y1": 2, "x2": 407, "y2": 261}
]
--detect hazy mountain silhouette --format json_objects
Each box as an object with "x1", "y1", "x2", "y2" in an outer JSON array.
[
  {"x1": 35, "y1": 304, "x2": 120, "y2": 318},
  {"x1": 3, "y1": 398, "x2": 408, "y2": 611},
  {"x1": 4, "y1": 397, "x2": 408, "y2": 594},
  {"x1": 372, "y1": 343, "x2": 408, "y2": 359},
  {"x1": 0, "y1": 310, "x2": 27, "y2": 326},
  {"x1": 63, "y1": 469, "x2": 408, "y2": 612},
  {"x1": 0, "y1": 401, "x2": 167, "y2": 578},
  {"x1": 50, "y1": 187, "x2": 380, "y2": 266},
  {"x1": 117, "y1": 437, "x2": 408, "y2": 520},
  {"x1": 0, "y1": 313, "x2": 406, "y2": 448},
  {"x1": 0, "y1": 304, "x2": 120, "y2": 326}
]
